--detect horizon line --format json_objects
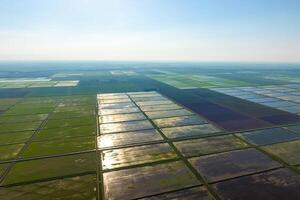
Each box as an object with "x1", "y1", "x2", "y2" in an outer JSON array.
[{"x1": 0, "y1": 60, "x2": 299, "y2": 64}]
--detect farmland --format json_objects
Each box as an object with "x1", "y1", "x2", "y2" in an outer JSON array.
[{"x1": 0, "y1": 62, "x2": 300, "y2": 199}]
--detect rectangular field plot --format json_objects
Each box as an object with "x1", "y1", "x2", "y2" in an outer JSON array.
[
  {"x1": 247, "y1": 97, "x2": 279, "y2": 103},
  {"x1": 54, "y1": 80, "x2": 79, "y2": 87},
  {"x1": 97, "y1": 93, "x2": 128, "y2": 99},
  {"x1": 34, "y1": 125, "x2": 95, "y2": 141},
  {"x1": 262, "y1": 100, "x2": 299, "y2": 108},
  {"x1": 59, "y1": 95, "x2": 96, "y2": 105},
  {"x1": 2, "y1": 152, "x2": 96, "y2": 186},
  {"x1": 101, "y1": 143, "x2": 177, "y2": 170},
  {"x1": 100, "y1": 120, "x2": 153, "y2": 134},
  {"x1": 0, "y1": 174, "x2": 97, "y2": 200},
  {"x1": 43, "y1": 116, "x2": 94, "y2": 129},
  {"x1": 136, "y1": 100, "x2": 174, "y2": 107},
  {"x1": 213, "y1": 168, "x2": 300, "y2": 200},
  {"x1": 189, "y1": 148, "x2": 281, "y2": 182},
  {"x1": 98, "y1": 102, "x2": 135, "y2": 110},
  {"x1": 139, "y1": 103, "x2": 182, "y2": 112},
  {"x1": 28, "y1": 81, "x2": 57, "y2": 87},
  {"x1": 50, "y1": 109, "x2": 95, "y2": 119},
  {"x1": 149, "y1": 74, "x2": 254, "y2": 89},
  {"x1": 161, "y1": 124, "x2": 221, "y2": 139},
  {"x1": 110, "y1": 70, "x2": 136, "y2": 76},
  {"x1": 260, "y1": 114, "x2": 300, "y2": 125},
  {"x1": 22, "y1": 136, "x2": 95, "y2": 158},
  {"x1": 237, "y1": 127, "x2": 300, "y2": 146},
  {"x1": 98, "y1": 93, "x2": 129, "y2": 100},
  {"x1": 127, "y1": 91, "x2": 160, "y2": 98},
  {"x1": 131, "y1": 96, "x2": 168, "y2": 102},
  {"x1": 211, "y1": 84, "x2": 300, "y2": 118},
  {"x1": 99, "y1": 112, "x2": 146, "y2": 123},
  {"x1": 53, "y1": 104, "x2": 95, "y2": 113},
  {"x1": 128, "y1": 92, "x2": 165, "y2": 100},
  {"x1": 103, "y1": 161, "x2": 200, "y2": 200},
  {"x1": 262, "y1": 140, "x2": 300, "y2": 165},
  {"x1": 99, "y1": 98, "x2": 132, "y2": 104},
  {"x1": 97, "y1": 129, "x2": 163, "y2": 149},
  {"x1": 0, "y1": 78, "x2": 79, "y2": 89},
  {"x1": 216, "y1": 118, "x2": 272, "y2": 132},
  {"x1": 153, "y1": 115, "x2": 206, "y2": 128},
  {"x1": 145, "y1": 109, "x2": 193, "y2": 119},
  {"x1": 174, "y1": 135, "x2": 248, "y2": 157},
  {"x1": 99, "y1": 107, "x2": 140, "y2": 115},
  {"x1": 139, "y1": 186, "x2": 214, "y2": 200}
]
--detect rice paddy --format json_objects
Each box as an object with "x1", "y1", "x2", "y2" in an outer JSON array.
[{"x1": 0, "y1": 64, "x2": 300, "y2": 199}]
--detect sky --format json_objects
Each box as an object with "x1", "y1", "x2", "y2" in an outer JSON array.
[{"x1": 0, "y1": 0, "x2": 299, "y2": 62}]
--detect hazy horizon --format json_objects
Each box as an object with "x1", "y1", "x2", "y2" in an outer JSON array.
[{"x1": 0, "y1": 61, "x2": 300, "y2": 72}]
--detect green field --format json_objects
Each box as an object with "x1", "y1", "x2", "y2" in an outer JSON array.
[
  {"x1": 0, "y1": 78, "x2": 79, "y2": 89},
  {"x1": 149, "y1": 74, "x2": 257, "y2": 89}
]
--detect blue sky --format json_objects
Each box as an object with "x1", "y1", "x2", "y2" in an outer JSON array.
[{"x1": 0, "y1": 0, "x2": 299, "y2": 61}]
